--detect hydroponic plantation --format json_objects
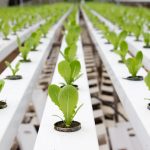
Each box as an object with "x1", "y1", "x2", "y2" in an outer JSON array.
[{"x1": 0, "y1": 0, "x2": 150, "y2": 150}]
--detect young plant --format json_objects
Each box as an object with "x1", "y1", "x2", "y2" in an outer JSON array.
[
  {"x1": 60, "y1": 45, "x2": 77, "y2": 63},
  {"x1": 108, "y1": 31, "x2": 127, "y2": 51},
  {"x1": 48, "y1": 84, "x2": 82, "y2": 129},
  {"x1": 133, "y1": 24, "x2": 143, "y2": 41},
  {"x1": 2, "y1": 21, "x2": 10, "y2": 40},
  {"x1": 5, "y1": 61, "x2": 22, "y2": 80},
  {"x1": 17, "y1": 37, "x2": 31, "y2": 62},
  {"x1": 143, "y1": 32, "x2": 150, "y2": 48},
  {"x1": 144, "y1": 72, "x2": 150, "y2": 90},
  {"x1": 28, "y1": 32, "x2": 41, "y2": 51},
  {"x1": 115, "y1": 41, "x2": 128, "y2": 63},
  {"x1": 58, "y1": 60, "x2": 81, "y2": 86},
  {"x1": 125, "y1": 51, "x2": 143, "y2": 80}
]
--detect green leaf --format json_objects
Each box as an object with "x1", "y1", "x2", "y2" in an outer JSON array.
[
  {"x1": 58, "y1": 60, "x2": 71, "y2": 84},
  {"x1": 125, "y1": 51, "x2": 143, "y2": 77},
  {"x1": 0, "y1": 80, "x2": 5, "y2": 92},
  {"x1": 144, "y1": 72, "x2": 150, "y2": 90},
  {"x1": 58, "y1": 85, "x2": 78, "y2": 126},
  {"x1": 48, "y1": 84, "x2": 60, "y2": 107},
  {"x1": 70, "y1": 60, "x2": 81, "y2": 80},
  {"x1": 115, "y1": 41, "x2": 128, "y2": 62}
]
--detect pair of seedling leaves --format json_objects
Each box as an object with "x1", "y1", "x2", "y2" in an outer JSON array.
[
  {"x1": 17, "y1": 37, "x2": 31, "y2": 62},
  {"x1": 143, "y1": 32, "x2": 150, "y2": 48},
  {"x1": 48, "y1": 84, "x2": 82, "y2": 127},
  {"x1": 107, "y1": 30, "x2": 127, "y2": 51},
  {"x1": 5, "y1": 61, "x2": 21, "y2": 77},
  {"x1": 17, "y1": 31, "x2": 41, "y2": 62},
  {"x1": 1, "y1": 21, "x2": 10, "y2": 40},
  {"x1": 116, "y1": 43, "x2": 143, "y2": 77}
]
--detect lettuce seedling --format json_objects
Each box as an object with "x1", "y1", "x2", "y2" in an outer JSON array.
[
  {"x1": 2, "y1": 21, "x2": 10, "y2": 40},
  {"x1": 17, "y1": 37, "x2": 31, "y2": 62},
  {"x1": 144, "y1": 72, "x2": 150, "y2": 90},
  {"x1": 133, "y1": 24, "x2": 143, "y2": 41},
  {"x1": 125, "y1": 51, "x2": 143, "y2": 77},
  {"x1": 108, "y1": 31, "x2": 127, "y2": 51},
  {"x1": 143, "y1": 32, "x2": 150, "y2": 48},
  {"x1": 28, "y1": 32, "x2": 41, "y2": 51},
  {"x1": 60, "y1": 45, "x2": 77, "y2": 63},
  {"x1": 48, "y1": 84, "x2": 82, "y2": 127},
  {"x1": 5, "y1": 61, "x2": 21, "y2": 77},
  {"x1": 58, "y1": 60, "x2": 81, "y2": 86},
  {"x1": 115, "y1": 41, "x2": 128, "y2": 63}
]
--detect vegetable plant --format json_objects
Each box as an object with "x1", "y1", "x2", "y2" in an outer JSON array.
[
  {"x1": 48, "y1": 84, "x2": 82, "y2": 128},
  {"x1": 144, "y1": 72, "x2": 150, "y2": 90},
  {"x1": 125, "y1": 51, "x2": 143, "y2": 79},
  {"x1": 143, "y1": 32, "x2": 150, "y2": 48},
  {"x1": 58, "y1": 60, "x2": 81, "y2": 86},
  {"x1": 115, "y1": 41, "x2": 128, "y2": 63},
  {"x1": 28, "y1": 31, "x2": 41, "y2": 51},
  {"x1": 108, "y1": 31, "x2": 127, "y2": 51},
  {"x1": 132, "y1": 24, "x2": 143, "y2": 41},
  {"x1": 2, "y1": 21, "x2": 10, "y2": 40},
  {"x1": 60, "y1": 45, "x2": 77, "y2": 63},
  {"x1": 5, "y1": 61, "x2": 22, "y2": 79},
  {"x1": 17, "y1": 37, "x2": 31, "y2": 62}
]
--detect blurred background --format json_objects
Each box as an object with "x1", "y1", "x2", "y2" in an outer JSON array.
[{"x1": 1, "y1": 0, "x2": 150, "y2": 7}]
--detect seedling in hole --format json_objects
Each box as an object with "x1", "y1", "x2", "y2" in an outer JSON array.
[
  {"x1": 143, "y1": 32, "x2": 150, "y2": 48},
  {"x1": 28, "y1": 32, "x2": 41, "y2": 51},
  {"x1": 58, "y1": 60, "x2": 82, "y2": 87},
  {"x1": 48, "y1": 84, "x2": 83, "y2": 130},
  {"x1": 2, "y1": 21, "x2": 10, "y2": 40},
  {"x1": 108, "y1": 31, "x2": 127, "y2": 51},
  {"x1": 5, "y1": 61, "x2": 22, "y2": 80},
  {"x1": 17, "y1": 37, "x2": 31, "y2": 62},
  {"x1": 0, "y1": 79, "x2": 7, "y2": 109},
  {"x1": 115, "y1": 41, "x2": 128, "y2": 63},
  {"x1": 133, "y1": 24, "x2": 143, "y2": 41},
  {"x1": 125, "y1": 51, "x2": 143, "y2": 81}
]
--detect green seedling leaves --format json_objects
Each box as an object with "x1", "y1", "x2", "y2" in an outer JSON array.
[
  {"x1": 58, "y1": 85, "x2": 78, "y2": 126},
  {"x1": 48, "y1": 85, "x2": 80, "y2": 127},
  {"x1": 58, "y1": 60, "x2": 81, "y2": 85},
  {"x1": 58, "y1": 60, "x2": 71, "y2": 84},
  {"x1": 115, "y1": 41, "x2": 128, "y2": 62},
  {"x1": 2, "y1": 21, "x2": 10, "y2": 39},
  {"x1": 62, "y1": 45, "x2": 77, "y2": 62},
  {"x1": 17, "y1": 37, "x2": 31, "y2": 61},
  {"x1": 5, "y1": 61, "x2": 21, "y2": 76},
  {"x1": 48, "y1": 84, "x2": 60, "y2": 107},
  {"x1": 107, "y1": 30, "x2": 127, "y2": 51},
  {"x1": 143, "y1": 32, "x2": 150, "y2": 48},
  {"x1": 70, "y1": 60, "x2": 81, "y2": 81},
  {"x1": 125, "y1": 51, "x2": 143, "y2": 77},
  {"x1": 144, "y1": 72, "x2": 150, "y2": 90},
  {"x1": 0, "y1": 80, "x2": 5, "y2": 93}
]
